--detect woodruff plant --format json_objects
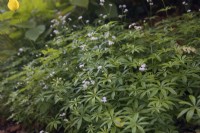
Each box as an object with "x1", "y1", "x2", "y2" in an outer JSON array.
[{"x1": 1, "y1": 3, "x2": 200, "y2": 133}]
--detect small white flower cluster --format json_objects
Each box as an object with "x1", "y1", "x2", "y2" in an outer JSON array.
[
  {"x1": 79, "y1": 64, "x2": 84, "y2": 68},
  {"x1": 119, "y1": 4, "x2": 126, "y2": 9},
  {"x1": 87, "y1": 32, "x2": 98, "y2": 41},
  {"x1": 68, "y1": 18, "x2": 72, "y2": 21},
  {"x1": 19, "y1": 48, "x2": 23, "y2": 52},
  {"x1": 87, "y1": 32, "x2": 95, "y2": 37},
  {"x1": 82, "y1": 80, "x2": 95, "y2": 89},
  {"x1": 39, "y1": 130, "x2": 48, "y2": 133},
  {"x1": 91, "y1": 36, "x2": 98, "y2": 41},
  {"x1": 80, "y1": 44, "x2": 87, "y2": 51},
  {"x1": 99, "y1": 14, "x2": 107, "y2": 19},
  {"x1": 50, "y1": 14, "x2": 68, "y2": 29},
  {"x1": 118, "y1": 15, "x2": 123, "y2": 18},
  {"x1": 78, "y1": 16, "x2": 83, "y2": 20},
  {"x1": 101, "y1": 96, "x2": 107, "y2": 103},
  {"x1": 129, "y1": 23, "x2": 142, "y2": 30},
  {"x1": 128, "y1": 23, "x2": 136, "y2": 29},
  {"x1": 119, "y1": 4, "x2": 128, "y2": 13},
  {"x1": 50, "y1": 19, "x2": 59, "y2": 28},
  {"x1": 59, "y1": 112, "x2": 66, "y2": 117},
  {"x1": 98, "y1": 66, "x2": 102, "y2": 70},
  {"x1": 49, "y1": 71, "x2": 55, "y2": 77},
  {"x1": 17, "y1": 48, "x2": 24, "y2": 56},
  {"x1": 53, "y1": 30, "x2": 59, "y2": 35},
  {"x1": 182, "y1": 1, "x2": 188, "y2": 5},
  {"x1": 100, "y1": 0, "x2": 105, "y2": 6},
  {"x1": 103, "y1": 32, "x2": 116, "y2": 46},
  {"x1": 86, "y1": 20, "x2": 90, "y2": 24},
  {"x1": 139, "y1": 64, "x2": 147, "y2": 72},
  {"x1": 147, "y1": 0, "x2": 153, "y2": 6},
  {"x1": 108, "y1": 40, "x2": 114, "y2": 46}
]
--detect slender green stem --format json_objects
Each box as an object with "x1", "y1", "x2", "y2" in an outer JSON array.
[{"x1": 161, "y1": 0, "x2": 168, "y2": 17}]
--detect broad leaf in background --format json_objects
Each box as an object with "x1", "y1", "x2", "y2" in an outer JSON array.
[
  {"x1": 25, "y1": 25, "x2": 45, "y2": 41},
  {"x1": 70, "y1": 0, "x2": 89, "y2": 8}
]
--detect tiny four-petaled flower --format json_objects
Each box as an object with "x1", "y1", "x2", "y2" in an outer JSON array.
[
  {"x1": 139, "y1": 64, "x2": 147, "y2": 72},
  {"x1": 101, "y1": 97, "x2": 107, "y2": 103}
]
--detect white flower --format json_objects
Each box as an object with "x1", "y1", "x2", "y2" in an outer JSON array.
[
  {"x1": 109, "y1": 4, "x2": 113, "y2": 7},
  {"x1": 87, "y1": 32, "x2": 94, "y2": 37},
  {"x1": 86, "y1": 20, "x2": 90, "y2": 23},
  {"x1": 68, "y1": 18, "x2": 72, "y2": 21},
  {"x1": 139, "y1": 67, "x2": 147, "y2": 71},
  {"x1": 103, "y1": 15, "x2": 107, "y2": 19},
  {"x1": 108, "y1": 40, "x2": 114, "y2": 46},
  {"x1": 139, "y1": 64, "x2": 147, "y2": 72},
  {"x1": 78, "y1": 16, "x2": 83, "y2": 20},
  {"x1": 39, "y1": 131, "x2": 44, "y2": 133},
  {"x1": 101, "y1": 97, "x2": 107, "y2": 103},
  {"x1": 112, "y1": 36, "x2": 116, "y2": 39},
  {"x1": 98, "y1": 66, "x2": 102, "y2": 70},
  {"x1": 53, "y1": 30, "x2": 59, "y2": 34},
  {"x1": 134, "y1": 26, "x2": 142, "y2": 30},
  {"x1": 79, "y1": 64, "x2": 84, "y2": 68},
  {"x1": 90, "y1": 80, "x2": 95, "y2": 85},
  {"x1": 187, "y1": 9, "x2": 191, "y2": 12},
  {"x1": 80, "y1": 45, "x2": 86, "y2": 50},
  {"x1": 50, "y1": 71, "x2": 55, "y2": 77},
  {"x1": 124, "y1": 9, "x2": 128, "y2": 13},
  {"x1": 100, "y1": 2, "x2": 104, "y2": 6},
  {"x1": 123, "y1": 5, "x2": 126, "y2": 8},
  {"x1": 100, "y1": 0, "x2": 105, "y2": 2},
  {"x1": 119, "y1": 5, "x2": 122, "y2": 8},
  {"x1": 182, "y1": 1, "x2": 188, "y2": 5},
  {"x1": 82, "y1": 80, "x2": 90, "y2": 89},
  {"x1": 59, "y1": 113, "x2": 66, "y2": 117},
  {"x1": 91, "y1": 37, "x2": 98, "y2": 40},
  {"x1": 147, "y1": 0, "x2": 152, "y2": 3},
  {"x1": 149, "y1": 2, "x2": 153, "y2": 6},
  {"x1": 19, "y1": 48, "x2": 23, "y2": 52},
  {"x1": 104, "y1": 32, "x2": 110, "y2": 38},
  {"x1": 118, "y1": 15, "x2": 123, "y2": 18}
]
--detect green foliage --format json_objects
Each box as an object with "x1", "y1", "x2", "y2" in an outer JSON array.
[
  {"x1": 70, "y1": 0, "x2": 89, "y2": 8},
  {"x1": 1, "y1": 11, "x2": 200, "y2": 133}
]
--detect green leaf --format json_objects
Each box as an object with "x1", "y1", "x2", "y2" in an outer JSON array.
[
  {"x1": 77, "y1": 119, "x2": 82, "y2": 129},
  {"x1": 70, "y1": 0, "x2": 89, "y2": 8},
  {"x1": 25, "y1": 25, "x2": 45, "y2": 41},
  {"x1": 177, "y1": 108, "x2": 190, "y2": 118},
  {"x1": 186, "y1": 109, "x2": 194, "y2": 122},
  {"x1": 189, "y1": 95, "x2": 196, "y2": 105},
  {"x1": 114, "y1": 117, "x2": 124, "y2": 128}
]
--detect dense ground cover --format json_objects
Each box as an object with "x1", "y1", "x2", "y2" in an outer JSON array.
[
  {"x1": 0, "y1": 11, "x2": 200, "y2": 132},
  {"x1": 1, "y1": 0, "x2": 200, "y2": 133}
]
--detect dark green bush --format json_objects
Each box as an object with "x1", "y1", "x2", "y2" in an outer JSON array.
[{"x1": 1, "y1": 12, "x2": 200, "y2": 133}]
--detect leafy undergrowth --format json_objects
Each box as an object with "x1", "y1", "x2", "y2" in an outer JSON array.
[{"x1": 1, "y1": 13, "x2": 200, "y2": 133}]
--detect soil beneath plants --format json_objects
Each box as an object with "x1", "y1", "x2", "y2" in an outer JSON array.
[{"x1": 0, "y1": 118, "x2": 26, "y2": 133}]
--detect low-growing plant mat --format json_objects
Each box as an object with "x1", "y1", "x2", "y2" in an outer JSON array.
[{"x1": 0, "y1": 13, "x2": 200, "y2": 133}]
